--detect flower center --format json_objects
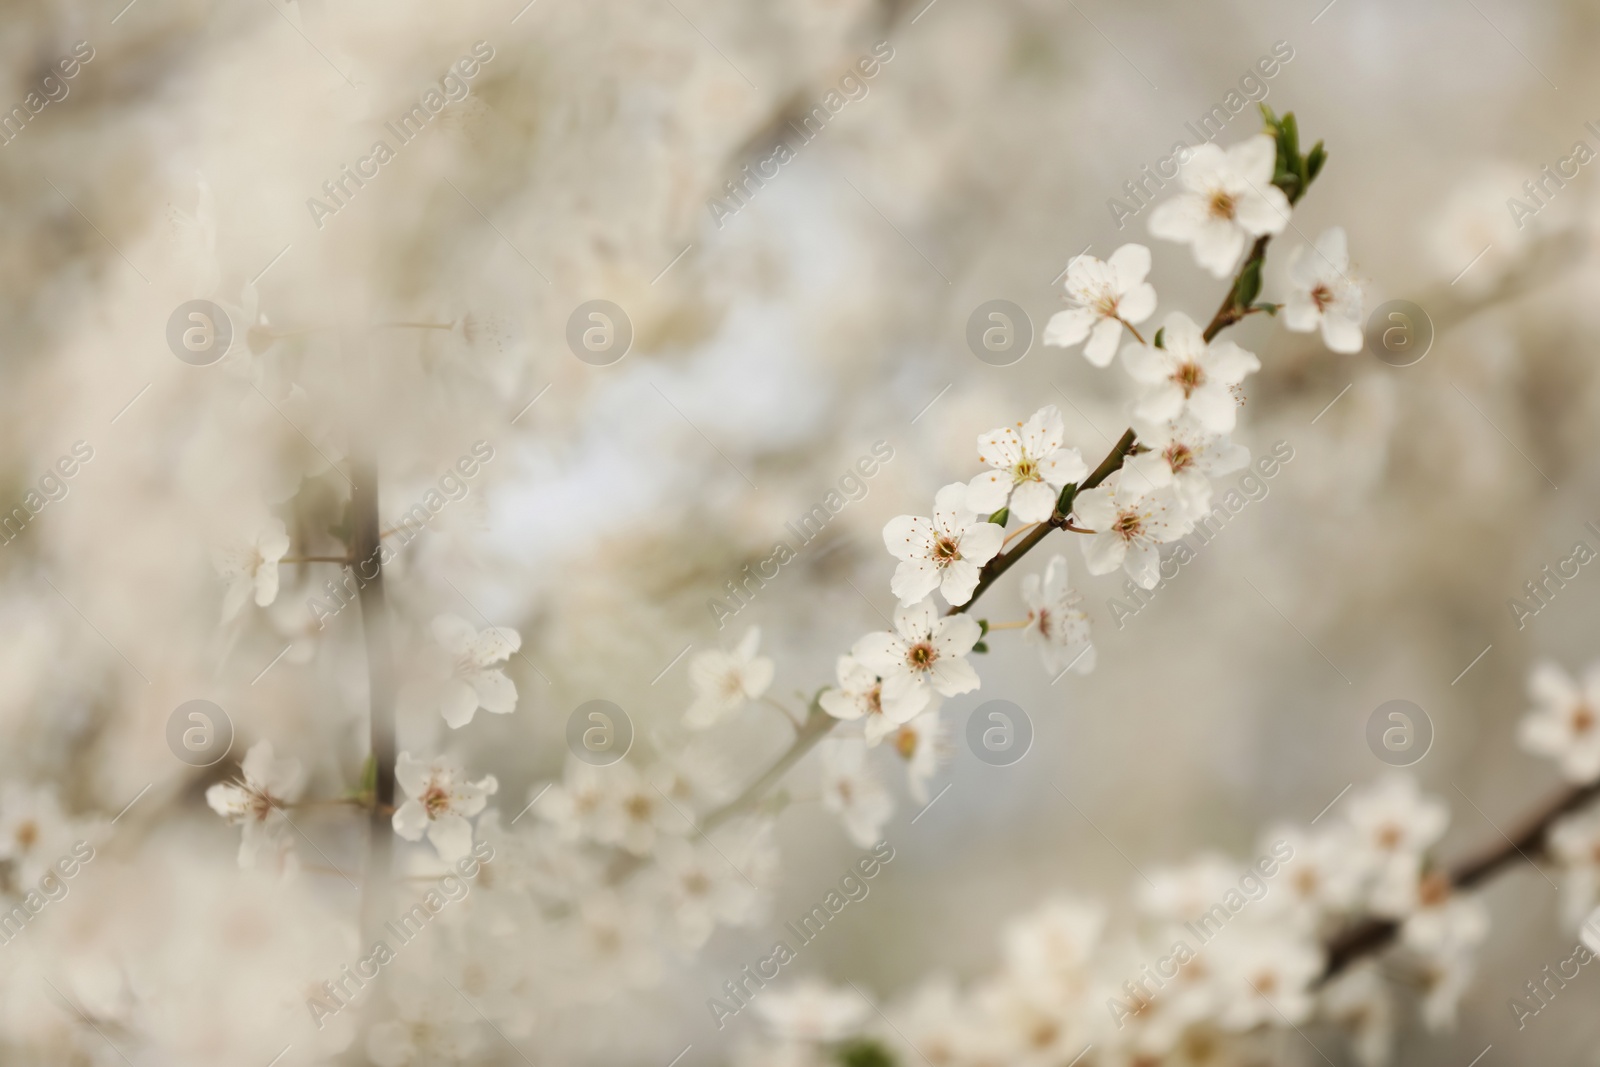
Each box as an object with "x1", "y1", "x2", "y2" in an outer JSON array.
[
  {"x1": 1113, "y1": 510, "x2": 1144, "y2": 541},
  {"x1": 1207, "y1": 190, "x2": 1237, "y2": 220},
  {"x1": 866, "y1": 684, "x2": 884, "y2": 718},
  {"x1": 421, "y1": 783, "x2": 453, "y2": 818},
  {"x1": 907, "y1": 641, "x2": 937, "y2": 670},
  {"x1": 895, "y1": 728, "x2": 918, "y2": 760},
  {"x1": 1311, "y1": 283, "x2": 1334, "y2": 311},
  {"x1": 1165, "y1": 443, "x2": 1194, "y2": 472},
  {"x1": 625, "y1": 794, "x2": 654, "y2": 821},
  {"x1": 932, "y1": 536, "x2": 961, "y2": 563},
  {"x1": 684, "y1": 871, "x2": 712, "y2": 896},
  {"x1": 1013, "y1": 457, "x2": 1040, "y2": 483},
  {"x1": 14, "y1": 821, "x2": 37, "y2": 849},
  {"x1": 1173, "y1": 361, "x2": 1205, "y2": 396},
  {"x1": 1034, "y1": 608, "x2": 1052, "y2": 640},
  {"x1": 1376, "y1": 824, "x2": 1403, "y2": 850},
  {"x1": 1573, "y1": 704, "x2": 1595, "y2": 734}
]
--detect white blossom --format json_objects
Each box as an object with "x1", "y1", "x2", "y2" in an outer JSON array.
[
  {"x1": 1518, "y1": 659, "x2": 1600, "y2": 783},
  {"x1": 1344, "y1": 776, "x2": 1449, "y2": 918},
  {"x1": 392, "y1": 752, "x2": 498, "y2": 862},
  {"x1": 755, "y1": 979, "x2": 870, "y2": 1044},
  {"x1": 1070, "y1": 474, "x2": 1191, "y2": 589},
  {"x1": 1043, "y1": 243, "x2": 1157, "y2": 366},
  {"x1": 1149, "y1": 134, "x2": 1291, "y2": 277},
  {"x1": 1125, "y1": 415, "x2": 1250, "y2": 518},
  {"x1": 432, "y1": 613, "x2": 521, "y2": 729},
  {"x1": 1019, "y1": 555, "x2": 1095, "y2": 676},
  {"x1": 967, "y1": 405, "x2": 1088, "y2": 524},
  {"x1": 819, "y1": 654, "x2": 915, "y2": 744},
  {"x1": 852, "y1": 598, "x2": 982, "y2": 714},
  {"x1": 684, "y1": 626, "x2": 775, "y2": 730},
  {"x1": 882, "y1": 482, "x2": 1004, "y2": 607},
  {"x1": 204, "y1": 740, "x2": 305, "y2": 869},
  {"x1": 891, "y1": 705, "x2": 949, "y2": 804},
  {"x1": 212, "y1": 517, "x2": 290, "y2": 621},
  {"x1": 1122, "y1": 312, "x2": 1261, "y2": 434},
  {"x1": 1283, "y1": 226, "x2": 1363, "y2": 353},
  {"x1": 819, "y1": 738, "x2": 893, "y2": 848}
]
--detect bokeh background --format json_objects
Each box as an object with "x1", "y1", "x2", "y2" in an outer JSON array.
[{"x1": 3, "y1": 0, "x2": 1600, "y2": 1063}]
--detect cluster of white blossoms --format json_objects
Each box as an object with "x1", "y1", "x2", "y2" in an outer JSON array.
[
  {"x1": 1523, "y1": 660, "x2": 1600, "y2": 929},
  {"x1": 735, "y1": 776, "x2": 1485, "y2": 1067}
]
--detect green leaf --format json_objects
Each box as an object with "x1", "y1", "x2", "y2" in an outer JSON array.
[
  {"x1": 971, "y1": 641, "x2": 989, "y2": 654},
  {"x1": 1153, "y1": 326, "x2": 1165, "y2": 349},
  {"x1": 988, "y1": 507, "x2": 1009, "y2": 527},
  {"x1": 977, "y1": 618, "x2": 990, "y2": 637},
  {"x1": 837, "y1": 1039, "x2": 897, "y2": 1067},
  {"x1": 1258, "y1": 102, "x2": 1279, "y2": 130},
  {"x1": 1305, "y1": 140, "x2": 1327, "y2": 184},
  {"x1": 1252, "y1": 302, "x2": 1281, "y2": 316},
  {"x1": 1056, "y1": 482, "x2": 1078, "y2": 516},
  {"x1": 1234, "y1": 258, "x2": 1263, "y2": 308}
]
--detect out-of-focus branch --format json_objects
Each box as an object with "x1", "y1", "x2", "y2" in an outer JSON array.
[{"x1": 1321, "y1": 778, "x2": 1600, "y2": 982}]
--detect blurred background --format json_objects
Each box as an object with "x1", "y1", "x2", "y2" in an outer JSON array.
[{"x1": 3, "y1": 0, "x2": 1600, "y2": 1063}]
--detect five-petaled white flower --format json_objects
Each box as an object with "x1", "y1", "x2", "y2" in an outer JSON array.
[
  {"x1": 392, "y1": 752, "x2": 499, "y2": 862},
  {"x1": 852, "y1": 598, "x2": 981, "y2": 715},
  {"x1": 968, "y1": 405, "x2": 1087, "y2": 524},
  {"x1": 1518, "y1": 660, "x2": 1600, "y2": 784},
  {"x1": 819, "y1": 654, "x2": 918, "y2": 745},
  {"x1": 432, "y1": 614, "x2": 521, "y2": 729},
  {"x1": 1043, "y1": 243, "x2": 1158, "y2": 367},
  {"x1": 1070, "y1": 475, "x2": 1191, "y2": 590},
  {"x1": 1020, "y1": 556, "x2": 1095, "y2": 676},
  {"x1": 883, "y1": 482, "x2": 1005, "y2": 607},
  {"x1": 1125, "y1": 414, "x2": 1251, "y2": 517},
  {"x1": 1149, "y1": 134, "x2": 1291, "y2": 277},
  {"x1": 1122, "y1": 312, "x2": 1261, "y2": 434},
  {"x1": 684, "y1": 626, "x2": 775, "y2": 730},
  {"x1": 213, "y1": 517, "x2": 290, "y2": 621},
  {"x1": 205, "y1": 740, "x2": 305, "y2": 869},
  {"x1": 1284, "y1": 227, "x2": 1363, "y2": 354}
]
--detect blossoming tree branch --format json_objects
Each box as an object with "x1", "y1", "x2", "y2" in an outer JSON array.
[{"x1": 186, "y1": 109, "x2": 1600, "y2": 1067}]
